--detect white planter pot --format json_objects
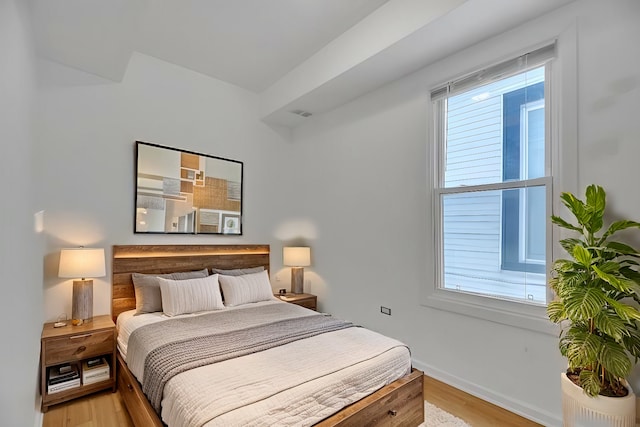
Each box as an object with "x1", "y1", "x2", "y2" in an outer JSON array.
[{"x1": 561, "y1": 372, "x2": 636, "y2": 427}]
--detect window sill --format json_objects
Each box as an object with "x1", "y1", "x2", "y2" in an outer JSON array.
[{"x1": 421, "y1": 287, "x2": 558, "y2": 335}]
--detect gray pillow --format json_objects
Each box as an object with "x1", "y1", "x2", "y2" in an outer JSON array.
[
  {"x1": 210, "y1": 266, "x2": 264, "y2": 276},
  {"x1": 132, "y1": 268, "x2": 209, "y2": 314}
]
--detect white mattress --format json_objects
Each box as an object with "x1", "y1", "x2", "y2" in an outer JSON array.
[{"x1": 117, "y1": 300, "x2": 411, "y2": 427}]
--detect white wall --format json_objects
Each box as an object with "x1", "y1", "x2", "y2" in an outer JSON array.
[
  {"x1": 291, "y1": 1, "x2": 640, "y2": 425},
  {"x1": 36, "y1": 52, "x2": 293, "y2": 321},
  {"x1": 0, "y1": 0, "x2": 44, "y2": 426}
]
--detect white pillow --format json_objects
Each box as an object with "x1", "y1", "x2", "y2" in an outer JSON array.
[
  {"x1": 158, "y1": 274, "x2": 224, "y2": 316},
  {"x1": 218, "y1": 270, "x2": 273, "y2": 307},
  {"x1": 132, "y1": 268, "x2": 209, "y2": 314}
]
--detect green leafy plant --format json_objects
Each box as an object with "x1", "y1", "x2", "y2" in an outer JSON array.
[{"x1": 547, "y1": 184, "x2": 640, "y2": 397}]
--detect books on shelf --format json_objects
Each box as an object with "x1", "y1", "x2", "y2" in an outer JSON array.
[
  {"x1": 48, "y1": 377, "x2": 80, "y2": 393},
  {"x1": 46, "y1": 358, "x2": 111, "y2": 394},
  {"x1": 47, "y1": 363, "x2": 80, "y2": 393},
  {"x1": 86, "y1": 357, "x2": 105, "y2": 368},
  {"x1": 82, "y1": 357, "x2": 110, "y2": 385}
]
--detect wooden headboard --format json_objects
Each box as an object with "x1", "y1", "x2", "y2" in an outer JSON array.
[{"x1": 111, "y1": 244, "x2": 270, "y2": 322}]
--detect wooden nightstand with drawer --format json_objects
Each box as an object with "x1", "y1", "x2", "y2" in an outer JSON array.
[
  {"x1": 40, "y1": 315, "x2": 116, "y2": 412},
  {"x1": 274, "y1": 293, "x2": 317, "y2": 311}
]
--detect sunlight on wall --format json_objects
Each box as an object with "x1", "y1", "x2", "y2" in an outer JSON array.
[
  {"x1": 44, "y1": 210, "x2": 106, "y2": 246},
  {"x1": 273, "y1": 218, "x2": 318, "y2": 241}
]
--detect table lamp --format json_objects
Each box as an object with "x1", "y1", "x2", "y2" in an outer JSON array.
[
  {"x1": 59, "y1": 247, "x2": 106, "y2": 325},
  {"x1": 283, "y1": 247, "x2": 310, "y2": 294}
]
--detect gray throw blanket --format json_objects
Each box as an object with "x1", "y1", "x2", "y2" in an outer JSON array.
[{"x1": 129, "y1": 303, "x2": 354, "y2": 413}]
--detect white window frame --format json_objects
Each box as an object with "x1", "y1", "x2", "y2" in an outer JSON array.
[
  {"x1": 434, "y1": 56, "x2": 553, "y2": 304},
  {"x1": 518, "y1": 99, "x2": 546, "y2": 266},
  {"x1": 422, "y1": 32, "x2": 578, "y2": 335}
]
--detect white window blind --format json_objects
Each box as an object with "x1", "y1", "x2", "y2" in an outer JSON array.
[{"x1": 431, "y1": 42, "x2": 556, "y2": 101}]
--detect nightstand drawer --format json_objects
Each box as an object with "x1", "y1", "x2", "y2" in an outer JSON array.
[
  {"x1": 44, "y1": 330, "x2": 114, "y2": 366},
  {"x1": 295, "y1": 298, "x2": 316, "y2": 310}
]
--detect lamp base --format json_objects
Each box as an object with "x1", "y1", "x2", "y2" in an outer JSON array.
[
  {"x1": 72, "y1": 279, "x2": 93, "y2": 325},
  {"x1": 290, "y1": 267, "x2": 304, "y2": 294}
]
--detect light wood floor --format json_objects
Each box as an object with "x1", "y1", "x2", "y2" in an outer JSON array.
[
  {"x1": 43, "y1": 390, "x2": 134, "y2": 427},
  {"x1": 423, "y1": 376, "x2": 542, "y2": 427},
  {"x1": 43, "y1": 375, "x2": 542, "y2": 427}
]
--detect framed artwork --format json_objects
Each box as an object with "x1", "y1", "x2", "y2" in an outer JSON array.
[{"x1": 134, "y1": 141, "x2": 243, "y2": 235}]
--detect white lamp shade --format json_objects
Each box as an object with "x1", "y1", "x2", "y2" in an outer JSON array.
[
  {"x1": 283, "y1": 247, "x2": 311, "y2": 267},
  {"x1": 59, "y1": 248, "x2": 106, "y2": 279}
]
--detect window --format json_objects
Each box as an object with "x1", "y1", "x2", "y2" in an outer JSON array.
[{"x1": 431, "y1": 43, "x2": 555, "y2": 306}]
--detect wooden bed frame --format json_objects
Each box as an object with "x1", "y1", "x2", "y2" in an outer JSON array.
[{"x1": 111, "y1": 244, "x2": 424, "y2": 426}]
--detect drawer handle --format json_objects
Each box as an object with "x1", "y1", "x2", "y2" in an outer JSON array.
[
  {"x1": 127, "y1": 383, "x2": 134, "y2": 392},
  {"x1": 69, "y1": 333, "x2": 92, "y2": 339},
  {"x1": 388, "y1": 410, "x2": 397, "y2": 417}
]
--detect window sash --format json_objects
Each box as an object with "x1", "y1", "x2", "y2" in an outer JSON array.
[
  {"x1": 434, "y1": 177, "x2": 551, "y2": 301},
  {"x1": 435, "y1": 176, "x2": 550, "y2": 196}
]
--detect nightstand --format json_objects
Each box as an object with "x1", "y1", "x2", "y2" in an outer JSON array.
[
  {"x1": 40, "y1": 315, "x2": 116, "y2": 412},
  {"x1": 274, "y1": 293, "x2": 317, "y2": 311}
]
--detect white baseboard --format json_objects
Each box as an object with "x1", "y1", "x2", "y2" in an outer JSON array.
[
  {"x1": 413, "y1": 358, "x2": 562, "y2": 427},
  {"x1": 34, "y1": 396, "x2": 43, "y2": 427}
]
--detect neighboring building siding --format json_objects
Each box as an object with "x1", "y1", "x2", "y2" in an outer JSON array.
[
  {"x1": 444, "y1": 91, "x2": 502, "y2": 187},
  {"x1": 443, "y1": 191, "x2": 501, "y2": 273},
  {"x1": 443, "y1": 85, "x2": 503, "y2": 278}
]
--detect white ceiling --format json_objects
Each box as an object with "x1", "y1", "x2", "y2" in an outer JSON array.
[
  {"x1": 30, "y1": 0, "x2": 575, "y2": 126},
  {"x1": 31, "y1": 0, "x2": 391, "y2": 92},
  {"x1": 135, "y1": 0, "x2": 392, "y2": 93}
]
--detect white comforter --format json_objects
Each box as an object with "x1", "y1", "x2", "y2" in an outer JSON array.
[{"x1": 117, "y1": 300, "x2": 411, "y2": 427}]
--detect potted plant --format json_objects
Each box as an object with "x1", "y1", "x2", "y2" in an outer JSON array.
[{"x1": 548, "y1": 184, "x2": 640, "y2": 426}]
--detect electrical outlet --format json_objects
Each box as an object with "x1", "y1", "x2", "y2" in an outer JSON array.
[{"x1": 380, "y1": 306, "x2": 391, "y2": 316}]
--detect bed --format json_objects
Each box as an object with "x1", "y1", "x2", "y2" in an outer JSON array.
[{"x1": 112, "y1": 244, "x2": 424, "y2": 426}]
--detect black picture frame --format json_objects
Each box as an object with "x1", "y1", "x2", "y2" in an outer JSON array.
[{"x1": 134, "y1": 141, "x2": 243, "y2": 235}]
